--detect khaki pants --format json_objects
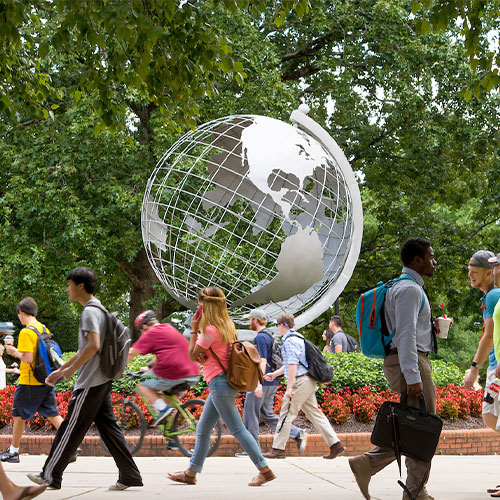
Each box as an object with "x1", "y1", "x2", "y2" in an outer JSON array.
[
  {"x1": 364, "y1": 352, "x2": 436, "y2": 497},
  {"x1": 272, "y1": 374, "x2": 339, "y2": 451}
]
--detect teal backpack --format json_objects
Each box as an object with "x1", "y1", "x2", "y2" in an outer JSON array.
[{"x1": 355, "y1": 275, "x2": 424, "y2": 358}]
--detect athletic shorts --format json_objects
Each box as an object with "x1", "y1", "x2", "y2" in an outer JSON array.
[
  {"x1": 140, "y1": 373, "x2": 199, "y2": 392},
  {"x1": 482, "y1": 368, "x2": 500, "y2": 420},
  {"x1": 12, "y1": 384, "x2": 59, "y2": 421}
]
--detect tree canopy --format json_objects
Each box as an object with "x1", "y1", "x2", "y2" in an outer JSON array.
[{"x1": 1, "y1": 0, "x2": 499, "y2": 364}]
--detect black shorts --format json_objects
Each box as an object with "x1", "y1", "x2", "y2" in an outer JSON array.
[{"x1": 13, "y1": 384, "x2": 59, "y2": 421}]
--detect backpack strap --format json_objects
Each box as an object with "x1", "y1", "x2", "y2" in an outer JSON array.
[{"x1": 26, "y1": 324, "x2": 48, "y2": 336}]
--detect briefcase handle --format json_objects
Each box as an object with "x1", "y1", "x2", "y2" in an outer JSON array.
[{"x1": 400, "y1": 392, "x2": 427, "y2": 415}]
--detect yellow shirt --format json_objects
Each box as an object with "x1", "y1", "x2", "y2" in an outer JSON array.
[{"x1": 17, "y1": 321, "x2": 49, "y2": 386}]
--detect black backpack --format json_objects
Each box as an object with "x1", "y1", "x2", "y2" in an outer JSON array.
[
  {"x1": 345, "y1": 333, "x2": 360, "y2": 353},
  {"x1": 26, "y1": 325, "x2": 64, "y2": 384},
  {"x1": 285, "y1": 333, "x2": 333, "y2": 383},
  {"x1": 261, "y1": 328, "x2": 284, "y2": 371},
  {"x1": 84, "y1": 303, "x2": 132, "y2": 380},
  {"x1": 331, "y1": 331, "x2": 360, "y2": 353}
]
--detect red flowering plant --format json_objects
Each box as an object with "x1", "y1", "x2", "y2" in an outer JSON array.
[{"x1": 321, "y1": 392, "x2": 350, "y2": 424}]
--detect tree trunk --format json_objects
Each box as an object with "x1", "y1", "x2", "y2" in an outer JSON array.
[{"x1": 118, "y1": 248, "x2": 183, "y2": 341}]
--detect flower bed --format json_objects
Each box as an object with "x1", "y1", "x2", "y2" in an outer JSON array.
[{"x1": 0, "y1": 383, "x2": 484, "y2": 431}]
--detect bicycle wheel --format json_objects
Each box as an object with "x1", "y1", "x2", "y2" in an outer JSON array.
[
  {"x1": 170, "y1": 398, "x2": 222, "y2": 458},
  {"x1": 102, "y1": 399, "x2": 147, "y2": 455}
]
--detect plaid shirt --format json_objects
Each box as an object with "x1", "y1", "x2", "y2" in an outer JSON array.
[{"x1": 282, "y1": 330, "x2": 308, "y2": 379}]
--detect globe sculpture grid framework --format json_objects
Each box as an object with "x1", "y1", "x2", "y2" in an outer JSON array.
[{"x1": 141, "y1": 107, "x2": 363, "y2": 328}]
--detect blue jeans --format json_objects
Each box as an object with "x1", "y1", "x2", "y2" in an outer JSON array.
[{"x1": 189, "y1": 373, "x2": 267, "y2": 472}]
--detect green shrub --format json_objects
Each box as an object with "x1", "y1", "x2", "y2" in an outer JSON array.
[{"x1": 323, "y1": 352, "x2": 463, "y2": 391}]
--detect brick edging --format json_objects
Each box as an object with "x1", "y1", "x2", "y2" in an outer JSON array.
[{"x1": 2, "y1": 428, "x2": 497, "y2": 457}]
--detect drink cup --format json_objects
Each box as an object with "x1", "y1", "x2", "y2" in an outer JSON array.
[
  {"x1": 3, "y1": 334, "x2": 14, "y2": 346},
  {"x1": 436, "y1": 316, "x2": 452, "y2": 339}
]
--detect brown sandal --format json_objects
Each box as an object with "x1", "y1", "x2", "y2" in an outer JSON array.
[
  {"x1": 167, "y1": 470, "x2": 197, "y2": 485},
  {"x1": 248, "y1": 468, "x2": 276, "y2": 486}
]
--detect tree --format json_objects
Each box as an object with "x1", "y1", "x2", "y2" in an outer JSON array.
[
  {"x1": 0, "y1": 0, "x2": 309, "y2": 131},
  {"x1": 411, "y1": 0, "x2": 500, "y2": 98}
]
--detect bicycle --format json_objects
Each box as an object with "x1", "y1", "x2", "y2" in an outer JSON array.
[{"x1": 105, "y1": 371, "x2": 222, "y2": 458}]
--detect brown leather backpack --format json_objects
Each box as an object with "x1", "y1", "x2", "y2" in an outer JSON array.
[{"x1": 210, "y1": 341, "x2": 263, "y2": 392}]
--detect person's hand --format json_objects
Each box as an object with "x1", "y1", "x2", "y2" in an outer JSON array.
[
  {"x1": 285, "y1": 387, "x2": 293, "y2": 399},
  {"x1": 45, "y1": 368, "x2": 63, "y2": 386},
  {"x1": 464, "y1": 367, "x2": 479, "y2": 390},
  {"x1": 10, "y1": 362, "x2": 18, "y2": 368},
  {"x1": 264, "y1": 372, "x2": 276, "y2": 382},
  {"x1": 5, "y1": 345, "x2": 17, "y2": 357},
  {"x1": 254, "y1": 385, "x2": 263, "y2": 398},
  {"x1": 196, "y1": 352, "x2": 208, "y2": 363},
  {"x1": 407, "y1": 382, "x2": 423, "y2": 398},
  {"x1": 13, "y1": 368, "x2": 20, "y2": 375}
]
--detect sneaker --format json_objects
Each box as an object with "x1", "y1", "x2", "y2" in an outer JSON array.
[
  {"x1": 153, "y1": 406, "x2": 174, "y2": 426},
  {"x1": 296, "y1": 430, "x2": 307, "y2": 455},
  {"x1": 109, "y1": 482, "x2": 130, "y2": 491},
  {"x1": 26, "y1": 473, "x2": 60, "y2": 490},
  {"x1": 68, "y1": 447, "x2": 82, "y2": 463},
  {"x1": 166, "y1": 440, "x2": 179, "y2": 451},
  {"x1": 0, "y1": 448, "x2": 19, "y2": 463},
  {"x1": 235, "y1": 451, "x2": 249, "y2": 457}
]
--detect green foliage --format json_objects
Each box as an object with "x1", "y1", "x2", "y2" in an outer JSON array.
[
  {"x1": 324, "y1": 352, "x2": 463, "y2": 392},
  {"x1": 412, "y1": 0, "x2": 500, "y2": 96},
  {"x1": 0, "y1": 0, "x2": 309, "y2": 130},
  {"x1": 325, "y1": 353, "x2": 390, "y2": 392}
]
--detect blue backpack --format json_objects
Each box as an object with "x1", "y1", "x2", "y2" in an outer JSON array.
[
  {"x1": 355, "y1": 275, "x2": 424, "y2": 359},
  {"x1": 27, "y1": 324, "x2": 64, "y2": 384}
]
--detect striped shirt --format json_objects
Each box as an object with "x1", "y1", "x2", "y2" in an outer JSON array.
[{"x1": 282, "y1": 330, "x2": 308, "y2": 379}]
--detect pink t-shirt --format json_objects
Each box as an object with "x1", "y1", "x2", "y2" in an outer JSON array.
[
  {"x1": 197, "y1": 325, "x2": 231, "y2": 383},
  {"x1": 132, "y1": 323, "x2": 200, "y2": 380}
]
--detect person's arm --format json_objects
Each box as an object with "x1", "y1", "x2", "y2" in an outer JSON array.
[
  {"x1": 285, "y1": 363, "x2": 297, "y2": 398},
  {"x1": 466, "y1": 317, "x2": 494, "y2": 389},
  {"x1": 334, "y1": 344, "x2": 342, "y2": 353},
  {"x1": 46, "y1": 332, "x2": 100, "y2": 385},
  {"x1": 127, "y1": 347, "x2": 141, "y2": 364},
  {"x1": 264, "y1": 364, "x2": 284, "y2": 381},
  {"x1": 253, "y1": 356, "x2": 267, "y2": 398},
  {"x1": 5, "y1": 346, "x2": 33, "y2": 365},
  {"x1": 392, "y1": 286, "x2": 424, "y2": 397}
]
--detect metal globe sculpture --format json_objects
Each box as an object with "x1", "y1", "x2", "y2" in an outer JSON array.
[{"x1": 141, "y1": 106, "x2": 363, "y2": 328}]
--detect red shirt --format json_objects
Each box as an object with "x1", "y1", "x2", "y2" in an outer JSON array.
[{"x1": 132, "y1": 323, "x2": 200, "y2": 380}]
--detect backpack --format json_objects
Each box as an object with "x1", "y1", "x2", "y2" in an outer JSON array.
[
  {"x1": 355, "y1": 275, "x2": 424, "y2": 359},
  {"x1": 344, "y1": 333, "x2": 360, "y2": 353},
  {"x1": 286, "y1": 333, "x2": 333, "y2": 383},
  {"x1": 261, "y1": 328, "x2": 284, "y2": 371},
  {"x1": 84, "y1": 303, "x2": 132, "y2": 380},
  {"x1": 210, "y1": 341, "x2": 263, "y2": 392},
  {"x1": 330, "y1": 330, "x2": 360, "y2": 353},
  {"x1": 26, "y1": 325, "x2": 64, "y2": 384}
]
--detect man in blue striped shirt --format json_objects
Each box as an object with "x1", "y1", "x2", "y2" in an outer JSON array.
[{"x1": 263, "y1": 312, "x2": 344, "y2": 459}]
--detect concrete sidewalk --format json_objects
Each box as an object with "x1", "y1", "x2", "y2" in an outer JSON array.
[{"x1": 3, "y1": 455, "x2": 498, "y2": 499}]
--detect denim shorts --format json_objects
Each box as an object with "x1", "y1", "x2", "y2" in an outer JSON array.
[
  {"x1": 13, "y1": 384, "x2": 59, "y2": 420},
  {"x1": 140, "y1": 374, "x2": 199, "y2": 392}
]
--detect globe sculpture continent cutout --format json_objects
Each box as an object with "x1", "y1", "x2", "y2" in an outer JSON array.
[{"x1": 141, "y1": 107, "x2": 363, "y2": 328}]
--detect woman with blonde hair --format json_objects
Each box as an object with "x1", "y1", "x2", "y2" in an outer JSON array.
[{"x1": 168, "y1": 286, "x2": 275, "y2": 487}]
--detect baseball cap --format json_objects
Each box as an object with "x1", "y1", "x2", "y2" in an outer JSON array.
[
  {"x1": 488, "y1": 253, "x2": 500, "y2": 266},
  {"x1": 134, "y1": 310, "x2": 157, "y2": 328},
  {"x1": 249, "y1": 308, "x2": 267, "y2": 321},
  {"x1": 469, "y1": 250, "x2": 496, "y2": 269}
]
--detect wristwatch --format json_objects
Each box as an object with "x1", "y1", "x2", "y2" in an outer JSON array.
[{"x1": 471, "y1": 361, "x2": 478, "y2": 368}]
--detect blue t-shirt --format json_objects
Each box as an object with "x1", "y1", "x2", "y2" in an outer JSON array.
[
  {"x1": 255, "y1": 329, "x2": 279, "y2": 386},
  {"x1": 482, "y1": 287, "x2": 500, "y2": 370}
]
